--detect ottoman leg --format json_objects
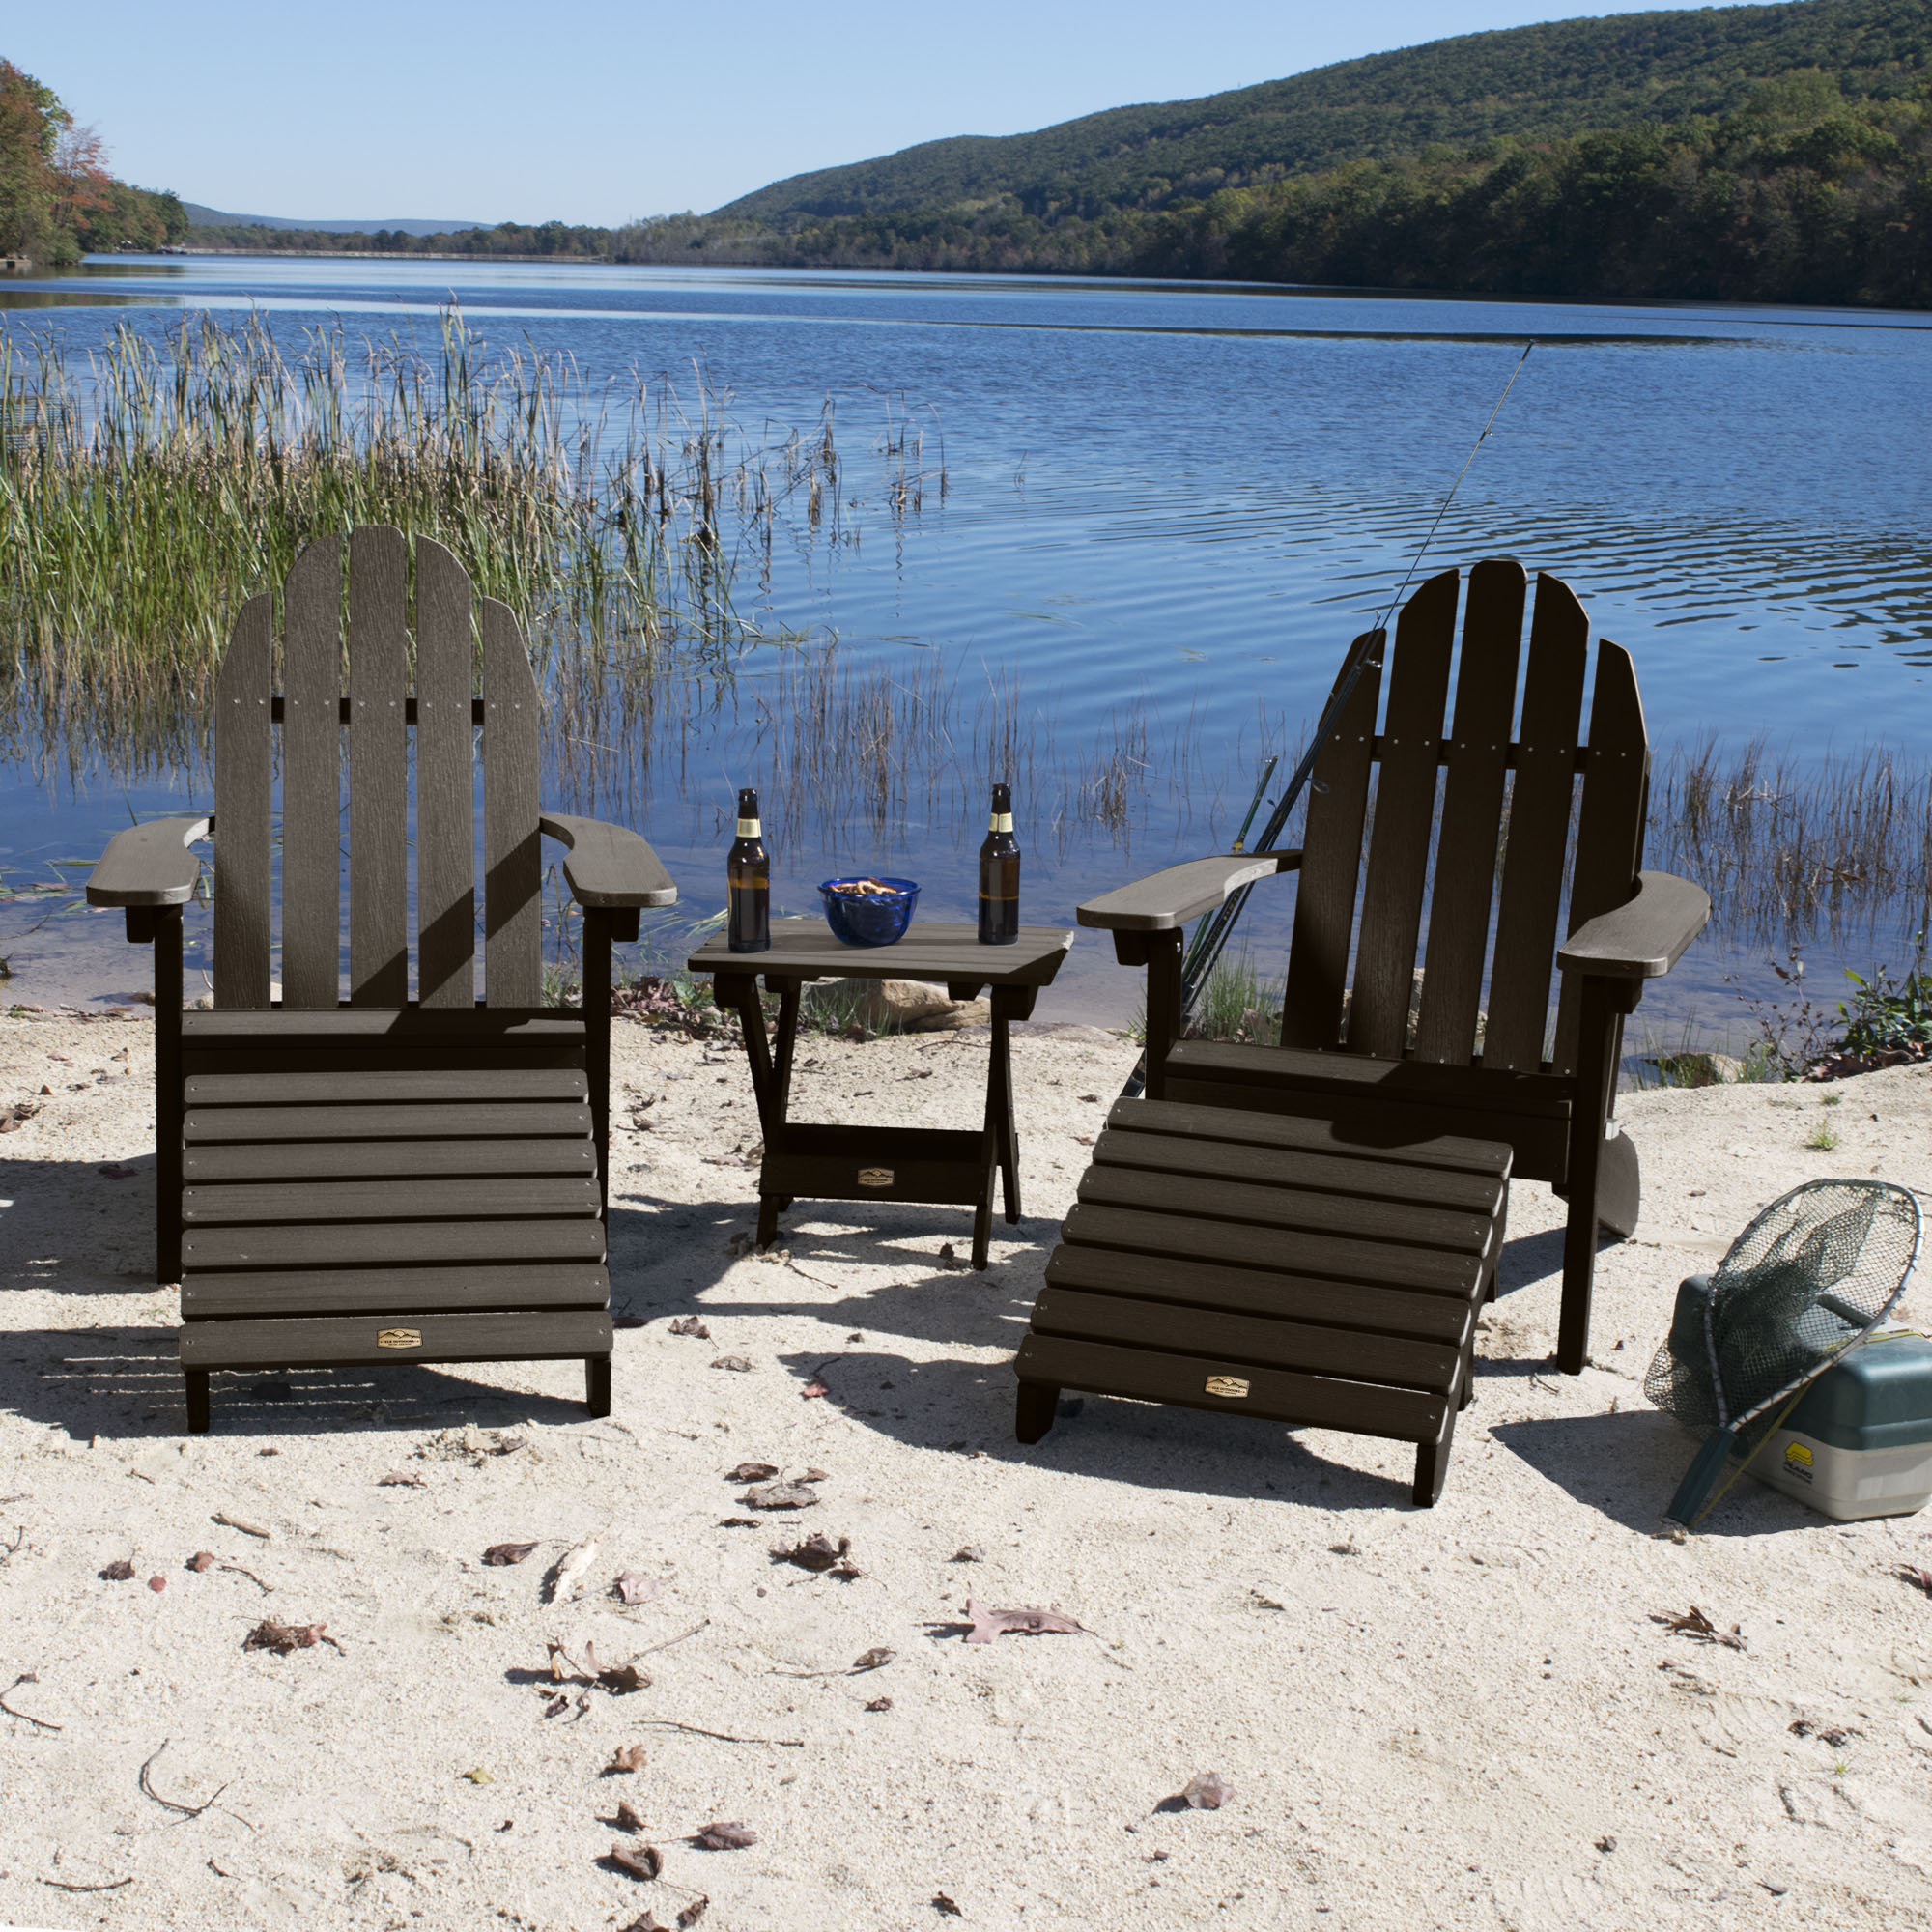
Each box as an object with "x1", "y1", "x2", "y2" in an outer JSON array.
[
  {"x1": 1016, "y1": 1381, "x2": 1060, "y2": 1444},
  {"x1": 585, "y1": 1354, "x2": 612, "y2": 1418},
  {"x1": 1412, "y1": 1405, "x2": 1459, "y2": 1508}
]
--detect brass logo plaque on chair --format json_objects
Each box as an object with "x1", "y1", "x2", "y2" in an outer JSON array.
[
  {"x1": 378, "y1": 1328, "x2": 423, "y2": 1350},
  {"x1": 1205, "y1": 1376, "x2": 1250, "y2": 1399},
  {"x1": 858, "y1": 1168, "x2": 895, "y2": 1188}
]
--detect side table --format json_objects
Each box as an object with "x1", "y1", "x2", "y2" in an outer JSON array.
[{"x1": 687, "y1": 922, "x2": 1074, "y2": 1268}]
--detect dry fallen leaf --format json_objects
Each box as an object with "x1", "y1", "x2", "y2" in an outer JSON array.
[
  {"x1": 1182, "y1": 1771, "x2": 1232, "y2": 1810},
  {"x1": 554, "y1": 1536, "x2": 600, "y2": 1601},
  {"x1": 934, "y1": 1895, "x2": 963, "y2": 1918},
  {"x1": 668, "y1": 1316, "x2": 711, "y2": 1339},
  {"x1": 616, "y1": 1572, "x2": 663, "y2": 1606},
  {"x1": 801, "y1": 1467, "x2": 831, "y2": 1483},
  {"x1": 695, "y1": 1820, "x2": 756, "y2": 1850},
  {"x1": 615, "y1": 1801, "x2": 649, "y2": 1834},
  {"x1": 147, "y1": 1575, "x2": 166, "y2": 1594},
  {"x1": 1895, "y1": 1565, "x2": 1932, "y2": 1599},
  {"x1": 866, "y1": 1695, "x2": 893, "y2": 1712},
  {"x1": 244, "y1": 1618, "x2": 330, "y2": 1655},
  {"x1": 378, "y1": 1469, "x2": 425, "y2": 1488},
  {"x1": 1650, "y1": 1605, "x2": 1746, "y2": 1651},
  {"x1": 462, "y1": 1766, "x2": 495, "y2": 1784},
  {"x1": 712, "y1": 1355, "x2": 754, "y2": 1373},
  {"x1": 963, "y1": 1597, "x2": 1088, "y2": 1643},
  {"x1": 100, "y1": 1558, "x2": 135, "y2": 1581},
  {"x1": 676, "y1": 1902, "x2": 709, "y2": 1930},
  {"x1": 187, "y1": 1550, "x2": 215, "y2": 1573},
  {"x1": 483, "y1": 1541, "x2": 539, "y2": 1567},
  {"x1": 952, "y1": 1546, "x2": 985, "y2": 1564},
  {"x1": 852, "y1": 1647, "x2": 895, "y2": 1672},
  {"x1": 742, "y1": 1481, "x2": 818, "y2": 1511},
  {"x1": 727, "y1": 1462, "x2": 780, "y2": 1482},
  {"x1": 607, "y1": 1838, "x2": 663, "y2": 1877},
  {"x1": 800, "y1": 1380, "x2": 830, "y2": 1399},
  {"x1": 607, "y1": 1743, "x2": 648, "y2": 1774},
  {"x1": 778, "y1": 1533, "x2": 857, "y2": 1577}
]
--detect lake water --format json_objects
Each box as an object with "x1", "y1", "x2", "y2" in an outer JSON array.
[{"x1": 5, "y1": 255, "x2": 1930, "y2": 1060}]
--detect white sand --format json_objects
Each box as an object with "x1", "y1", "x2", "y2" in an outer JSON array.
[{"x1": 2, "y1": 1006, "x2": 1931, "y2": 1931}]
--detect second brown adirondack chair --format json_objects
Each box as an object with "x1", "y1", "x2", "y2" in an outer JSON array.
[
  {"x1": 1013, "y1": 560, "x2": 1711, "y2": 1501},
  {"x1": 86, "y1": 526, "x2": 675, "y2": 1432}
]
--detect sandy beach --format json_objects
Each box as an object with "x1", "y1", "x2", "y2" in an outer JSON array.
[{"x1": 3, "y1": 1003, "x2": 1931, "y2": 1931}]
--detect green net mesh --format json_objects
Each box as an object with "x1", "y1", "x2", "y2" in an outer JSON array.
[{"x1": 1645, "y1": 1180, "x2": 1920, "y2": 1456}]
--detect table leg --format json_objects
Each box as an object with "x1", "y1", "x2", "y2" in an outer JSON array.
[
  {"x1": 988, "y1": 986, "x2": 1021, "y2": 1225},
  {"x1": 773, "y1": 980, "x2": 802, "y2": 1122},
  {"x1": 718, "y1": 974, "x2": 779, "y2": 1136}
]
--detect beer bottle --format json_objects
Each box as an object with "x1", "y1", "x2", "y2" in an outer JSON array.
[
  {"x1": 978, "y1": 781, "x2": 1020, "y2": 945},
  {"x1": 726, "y1": 786, "x2": 770, "y2": 953}
]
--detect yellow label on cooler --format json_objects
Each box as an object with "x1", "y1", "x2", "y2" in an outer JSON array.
[{"x1": 1785, "y1": 1441, "x2": 1814, "y2": 1468}]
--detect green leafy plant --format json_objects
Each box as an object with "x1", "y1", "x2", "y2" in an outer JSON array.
[{"x1": 1835, "y1": 942, "x2": 1932, "y2": 1065}]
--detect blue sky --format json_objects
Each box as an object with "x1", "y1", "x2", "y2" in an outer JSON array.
[{"x1": 15, "y1": 0, "x2": 1746, "y2": 224}]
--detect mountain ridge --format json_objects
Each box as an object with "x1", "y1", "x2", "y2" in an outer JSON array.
[
  {"x1": 714, "y1": 0, "x2": 1929, "y2": 221},
  {"x1": 183, "y1": 204, "x2": 490, "y2": 236}
]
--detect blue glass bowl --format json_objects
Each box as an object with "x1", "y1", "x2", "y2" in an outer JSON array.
[{"x1": 820, "y1": 875, "x2": 920, "y2": 947}]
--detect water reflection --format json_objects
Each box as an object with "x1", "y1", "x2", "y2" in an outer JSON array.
[{"x1": 3, "y1": 259, "x2": 1929, "y2": 1055}]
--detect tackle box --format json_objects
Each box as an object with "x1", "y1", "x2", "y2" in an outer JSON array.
[{"x1": 1746, "y1": 1323, "x2": 1932, "y2": 1521}]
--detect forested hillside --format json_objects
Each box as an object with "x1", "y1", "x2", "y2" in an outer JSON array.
[
  {"x1": 718, "y1": 0, "x2": 1927, "y2": 223},
  {"x1": 0, "y1": 60, "x2": 185, "y2": 263}
]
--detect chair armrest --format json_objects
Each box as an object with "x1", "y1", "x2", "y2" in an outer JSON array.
[
  {"x1": 539, "y1": 813, "x2": 678, "y2": 909},
  {"x1": 1558, "y1": 870, "x2": 1711, "y2": 980},
  {"x1": 1076, "y1": 851, "x2": 1301, "y2": 933},
  {"x1": 84, "y1": 816, "x2": 211, "y2": 908}
]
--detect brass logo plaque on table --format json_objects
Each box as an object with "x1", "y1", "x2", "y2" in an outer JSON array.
[
  {"x1": 1205, "y1": 1375, "x2": 1250, "y2": 1399},
  {"x1": 857, "y1": 1168, "x2": 895, "y2": 1188},
  {"x1": 377, "y1": 1328, "x2": 422, "y2": 1350}
]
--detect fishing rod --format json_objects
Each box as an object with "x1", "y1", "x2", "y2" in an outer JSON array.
[{"x1": 1121, "y1": 341, "x2": 1536, "y2": 1097}]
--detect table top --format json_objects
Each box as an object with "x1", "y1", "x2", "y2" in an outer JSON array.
[{"x1": 688, "y1": 921, "x2": 1073, "y2": 987}]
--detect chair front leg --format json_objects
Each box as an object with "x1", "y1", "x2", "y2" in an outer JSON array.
[
  {"x1": 126, "y1": 906, "x2": 185, "y2": 1284},
  {"x1": 1557, "y1": 973, "x2": 1626, "y2": 1374}
]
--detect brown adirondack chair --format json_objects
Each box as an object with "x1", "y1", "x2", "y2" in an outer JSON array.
[
  {"x1": 85, "y1": 527, "x2": 675, "y2": 1432},
  {"x1": 1013, "y1": 560, "x2": 1711, "y2": 1501}
]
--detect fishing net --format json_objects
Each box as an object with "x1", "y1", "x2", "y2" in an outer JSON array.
[{"x1": 1647, "y1": 1179, "x2": 1920, "y2": 1527}]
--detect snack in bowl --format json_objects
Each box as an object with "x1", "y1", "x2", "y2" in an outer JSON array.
[{"x1": 819, "y1": 875, "x2": 920, "y2": 947}]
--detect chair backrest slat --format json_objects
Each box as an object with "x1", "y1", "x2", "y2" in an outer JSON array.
[
  {"x1": 280, "y1": 536, "x2": 345, "y2": 1009},
  {"x1": 347, "y1": 526, "x2": 411, "y2": 1006},
  {"x1": 1412, "y1": 559, "x2": 1526, "y2": 1065},
  {"x1": 212, "y1": 593, "x2": 274, "y2": 1009},
  {"x1": 1348, "y1": 569, "x2": 1457, "y2": 1059},
  {"x1": 207, "y1": 527, "x2": 546, "y2": 1016},
  {"x1": 482, "y1": 596, "x2": 543, "y2": 1007},
  {"x1": 1280, "y1": 635, "x2": 1384, "y2": 1050},
  {"x1": 413, "y1": 537, "x2": 478, "y2": 1009},
  {"x1": 1483, "y1": 574, "x2": 1590, "y2": 1071},
  {"x1": 1551, "y1": 640, "x2": 1648, "y2": 1075}
]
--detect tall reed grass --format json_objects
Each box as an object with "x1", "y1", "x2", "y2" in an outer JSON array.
[
  {"x1": 0, "y1": 311, "x2": 851, "y2": 771},
  {"x1": 1648, "y1": 735, "x2": 1932, "y2": 949}
]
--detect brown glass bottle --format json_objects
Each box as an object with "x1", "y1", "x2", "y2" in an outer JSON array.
[
  {"x1": 978, "y1": 781, "x2": 1020, "y2": 945},
  {"x1": 726, "y1": 786, "x2": 770, "y2": 952}
]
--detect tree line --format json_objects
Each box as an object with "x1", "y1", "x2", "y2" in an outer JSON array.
[
  {"x1": 0, "y1": 60, "x2": 185, "y2": 263},
  {"x1": 185, "y1": 78, "x2": 1932, "y2": 312}
]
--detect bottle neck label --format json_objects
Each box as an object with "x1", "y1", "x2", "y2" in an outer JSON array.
[
  {"x1": 736, "y1": 818, "x2": 761, "y2": 838},
  {"x1": 988, "y1": 812, "x2": 1013, "y2": 833}
]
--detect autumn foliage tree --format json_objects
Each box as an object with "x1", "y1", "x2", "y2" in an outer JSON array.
[{"x1": 0, "y1": 58, "x2": 185, "y2": 265}]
